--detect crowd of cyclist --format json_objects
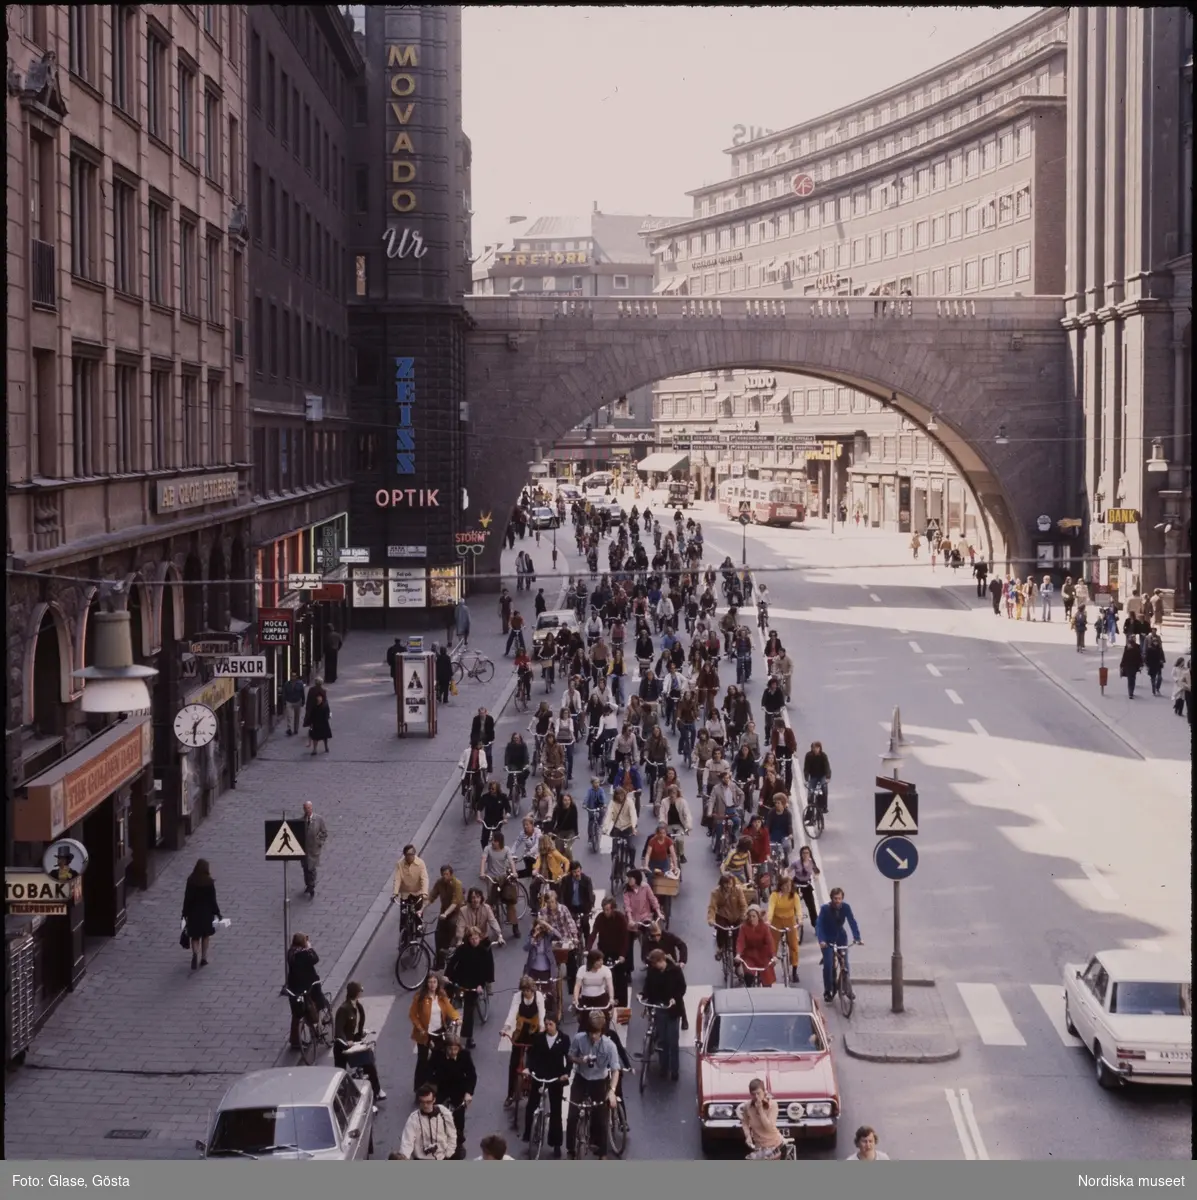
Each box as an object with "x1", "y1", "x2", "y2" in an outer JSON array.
[{"x1": 306, "y1": 493, "x2": 865, "y2": 1160}]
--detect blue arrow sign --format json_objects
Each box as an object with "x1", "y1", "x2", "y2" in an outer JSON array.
[{"x1": 874, "y1": 835, "x2": 919, "y2": 881}]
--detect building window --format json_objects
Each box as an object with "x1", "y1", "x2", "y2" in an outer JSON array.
[
  {"x1": 980, "y1": 255, "x2": 996, "y2": 288},
  {"x1": 932, "y1": 267, "x2": 946, "y2": 293},
  {"x1": 204, "y1": 89, "x2": 220, "y2": 182},
  {"x1": 72, "y1": 356, "x2": 101, "y2": 477},
  {"x1": 206, "y1": 235, "x2": 221, "y2": 323},
  {"x1": 898, "y1": 224, "x2": 913, "y2": 254},
  {"x1": 182, "y1": 373, "x2": 201, "y2": 467},
  {"x1": 251, "y1": 164, "x2": 262, "y2": 240},
  {"x1": 68, "y1": 7, "x2": 97, "y2": 85},
  {"x1": 916, "y1": 167, "x2": 929, "y2": 196},
  {"x1": 867, "y1": 232, "x2": 881, "y2": 262},
  {"x1": 269, "y1": 304, "x2": 279, "y2": 376},
  {"x1": 207, "y1": 375, "x2": 222, "y2": 462},
  {"x1": 1015, "y1": 244, "x2": 1031, "y2": 280},
  {"x1": 882, "y1": 229, "x2": 897, "y2": 258},
  {"x1": 947, "y1": 263, "x2": 961, "y2": 293},
  {"x1": 965, "y1": 204, "x2": 980, "y2": 236},
  {"x1": 150, "y1": 368, "x2": 171, "y2": 468},
  {"x1": 113, "y1": 178, "x2": 138, "y2": 295},
  {"x1": 963, "y1": 258, "x2": 979, "y2": 291},
  {"x1": 148, "y1": 200, "x2": 168, "y2": 305},
  {"x1": 998, "y1": 193, "x2": 1014, "y2": 225},
  {"x1": 999, "y1": 129, "x2": 1014, "y2": 164},
  {"x1": 852, "y1": 237, "x2": 865, "y2": 265},
  {"x1": 69, "y1": 154, "x2": 99, "y2": 281},
  {"x1": 114, "y1": 363, "x2": 136, "y2": 473},
  {"x1": 280, "y1": 190, "x2": 291, "y2": 260},
  {"x1": 948, "y1": 209, "x2": 962, "y2": 240},
  {"x1": 1015, "y1": 185, "x2": 1032, "y2": 220},
  {"x1": 981, "y1": 138, "x2": 996, "y2": 172},
  {"x1": 203, "y1": 5, "x2": 219, "y2": 40},
  {"x1": 948, "y1": 151, "x2": 962, "y2": 185},
  {"x1": 1015, "y1": 121, "x2": 1032, "y2": 158},
  {"x1": 180, "y1": 218, "x2": 198, "y2": 315},
  {"x1": 267, "y1": 178, "x2": 276, "y2": 252},
  {"x1": 178, "y1": 62, "x2": 196, "y2": 163},
  {"x1": 932, "y1": 214, "x2": 946, "y2": 244},
  {"x1": 915, "y1": 220, "x2": 929, "y2": 250},
  {"x1": 112, "y1": 5, "x2": 136, "y2": 112},
  {"x1": 228, "y1": 115, "x2": 241, "y2": 198},
  {"x1": 266, "y1": 52, "x2": 276, "y2": 129},
  {"x1": 997, "y1": 249, "x2": 1014, "y2": 283},
  {"x1": 613, "y1": 274, "x2": 629, "y2": 290},
  {"x1": 147, "y1": 32, "x2": 168, "y2": 139}
]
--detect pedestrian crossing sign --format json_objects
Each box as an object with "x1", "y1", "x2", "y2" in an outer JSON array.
[
  {"x1": 875, "y1": 790, "x2": 918, "y2": 835},
  {"x1": 264, "y1": 818, "x2": 307, "y2": 859},
  {"x1": 407, "y1": 671, "x2": 423, "y2": 691}
]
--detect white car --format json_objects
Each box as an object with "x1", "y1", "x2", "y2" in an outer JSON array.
[
  {"x1": 528, "y1": 506, "x2": 559, "y2": 530},
  {"x1": 1063, "y1": 950, "x2": 1191, "y2": 1088},
  {"x1": 532, "y1": 609, "x2": 580, "y2": 648}
]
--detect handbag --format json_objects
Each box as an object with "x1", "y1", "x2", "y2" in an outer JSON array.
[
  {"x1": 449, "y1": 680, "x2": 458, "y2": 696},
  {"x1": 501, "y1": 878, "x2": 519, "y2": 903},
  {"x1": 180, "y1": 919, "x2": 190, "y2": 949}
]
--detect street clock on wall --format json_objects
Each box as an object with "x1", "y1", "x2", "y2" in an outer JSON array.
[{"x1": 174, "y1": 703, "x2": 218, "y2": 749}]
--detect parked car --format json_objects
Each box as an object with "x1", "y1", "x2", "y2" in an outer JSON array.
[
  {"x1": 695, "y1": 987, "x2": 840, "y2": 1155},
  {"x1": 197, "y1": 1068, "x2": 375, "y2": 1159},
  {"x1": 529, "y1": 506, "x2": 559, "y2": 531},
  {"x1": 557, "y1": 485, "x2": 582, "y2": 503},
  {"x1": 1063, "y1": 950, "x2": 1191, "y2": 1089},
  {"x1": 533, "y1": 609, "x2": 581, "y2": 649},
  {"x1": 600, "y1": 503, "x2": 626, "y2": 525}
]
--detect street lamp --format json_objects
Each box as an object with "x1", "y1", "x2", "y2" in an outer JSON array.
[
  {"x1": 926, "y1": 412, "x2": 939, "y2": 432},
  {"x1": 72, "y1": 609, "x2": 159, "y2": 713},
  {"x1": 995, "y1": 424, "x2": 1009, "y2": 446},
  {"x1": 1146, "y1": 437, "x2": 1169, "y2": 473}
]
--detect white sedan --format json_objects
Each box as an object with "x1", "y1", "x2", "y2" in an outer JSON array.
[{"x1": 1063, "y1": 950, "x2": 1191, "y2": 1089}]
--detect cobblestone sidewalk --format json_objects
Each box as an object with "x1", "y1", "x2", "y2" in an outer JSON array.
[{"x1": 3, "y1": 538, "x2": 573, "y2": 1159}]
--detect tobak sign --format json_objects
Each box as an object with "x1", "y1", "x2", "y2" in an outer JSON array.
[{"x1": 258, "y1": 608, "x2": 293, "y2": 645}]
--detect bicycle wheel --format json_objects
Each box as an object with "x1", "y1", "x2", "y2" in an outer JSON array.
[
  {"x1": 317, "y1": 999, "x2": 334, "y2": 1047},
  {"x1": 475, "y1": 658, "x2": 495, "y2": 684},
  {"x1": 512, "y1": 881, "x2": 530, "y2": 923},
  {"x1": 451, "y1": 660, "x2": 465, "y2": 685},
  {"x1": 607, "y1": 1100, "x2": 628, "y2": 1159},
  {"x1": 462, "y1": 785, "x2": 473, "y2": 825},
  {"x1": 575, "y1": 1110, "x2": 592, "y2": 1161},
  {"x1": 660, "y1": 892, "x2": 672, "y2": 929},
  {"x1": 298, "y1": 1017, "x2": 316, "y2": 1065},
  {"x1": 529, "y1": 1110, "x2": 547, "y2": 1160},
  {"x1": 802, "y1": 804, "x2": 823, "y2": 840},
  {"x1": 514, "y1": 689, "x2": 529, "y2": 713},
  {"x1": 395, "y1": 939, "x2": 432, "y2": 990},
  {"x1": 639, "y1": 1028, "x2": 653, "y2": 1095},
  {"x1": 839, "y1": 968, "x2": 854, "y2": 1019}
]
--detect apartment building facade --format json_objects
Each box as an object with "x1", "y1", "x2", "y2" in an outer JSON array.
[
  {"x1": 6, "y1": 3, "x2": 252, "y2": 1023},
  {"x1": 648, "y1": 8, "x2": 1068, "y2": 541},
  {"x1": 245, "y1": 6, "x2": 362, "y2": 693}
]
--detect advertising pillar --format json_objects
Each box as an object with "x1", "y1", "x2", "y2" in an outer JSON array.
[{"x1": 396, "y1": 652, "x2": 437, "y2": 738}]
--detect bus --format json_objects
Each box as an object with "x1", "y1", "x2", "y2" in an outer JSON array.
[{"x1": 719, "y1": 480, "x2": 806, "y2": 527}]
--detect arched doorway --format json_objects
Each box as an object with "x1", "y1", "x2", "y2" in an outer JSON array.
[
  {"x1": 208, "y1": 544, "x2": 229, "y2": 632},
  {"x1": 183, "y1": 552, "x2": 204, "y2": 636},
  {"x1": 30, "y1": 607, "x2": 69, "y2": 739}
]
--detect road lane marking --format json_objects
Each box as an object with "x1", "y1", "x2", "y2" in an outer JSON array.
[
  {"x1": 955, "y1": 983, "x2": 1026, "y2": 1046},
  {"x1": 944, "y1": 1089, "x2": 978, "y2": 1160},
  {"x1": 1033, "y1": 805, "x2": 1064, "y2": 832},
  {"x1": 967, "y1": 718, "x2": 988, "y2": 736},
  {"x1": 869, "y1": 593, "x2": 882, "y2": 603},
  {"x1": 908, "y1": 641, "x2": 923, "y2": 654},
  {"x1": 1080, "y1": 862, "x2": 1119, "y2": 900},
  {"x1": 945, "y1": 689, "x2": 964, "y2": 705},
  {"x1": 1029, "y1": 984, "x2": 1083, "y2": 1047},
  {"x1": 926, "y1": 663, "x2": 942, "y2": 677},
  {"x1": 958, "y1": 1089, "x2": 990, "y2": 1160}
]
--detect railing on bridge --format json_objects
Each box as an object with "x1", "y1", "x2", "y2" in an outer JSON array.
[{"x1": 464, "y1": 294, "x2": 1065, "y2": 322}]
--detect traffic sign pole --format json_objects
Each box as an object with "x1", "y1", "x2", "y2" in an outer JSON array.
[
  {"x1": 281, "y1": 811, "x2": 290, "y2": 995},
  {"x1": 889, "y1": 758, "x2": 903, "y2": 1014}
]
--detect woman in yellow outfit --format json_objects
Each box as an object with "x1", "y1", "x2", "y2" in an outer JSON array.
[
  {"x1": 532, "y1": 833, "x2": 570, "y2": 912},
  {"x1": 765, "y1": 873, "x2": 802, "y2": 985}
]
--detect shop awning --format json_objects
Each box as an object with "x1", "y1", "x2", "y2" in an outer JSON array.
[
  {"x1": 637, "y1": 452, "x2": 690, "y2": 474},
  {"x1": 653, "y1": 277, "x2": 673, "y2": 293}
]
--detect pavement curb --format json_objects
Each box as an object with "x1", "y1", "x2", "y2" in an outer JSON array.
[
  {"x1": 850, "y1": 974, "x2": 935, "y2": 987},
  {"x1": 273, "y1": 564, "x2": 571, "y2": 1065},
  {"x1": 842, "y1": 1031, "x2": 961, "y2": 1063}
]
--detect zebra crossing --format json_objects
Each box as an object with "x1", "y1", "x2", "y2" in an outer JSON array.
[{"x1": 953, "y1": 981, "x2": 1083, "y2": 1049}]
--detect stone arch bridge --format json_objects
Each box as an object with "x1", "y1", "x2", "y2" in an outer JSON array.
[{"x1": 462, "y1": 294, "x2": 1070, "y2": 585}]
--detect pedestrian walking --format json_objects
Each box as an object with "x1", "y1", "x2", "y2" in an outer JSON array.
[
  {"x1": 534, "y1": 588, "x2": 547, "y2": 617},
  {"x1": 499, "y1": 588, "x2": 513, "y2": 635},
  {"x1": 987, "y1": 574, "x2": 1003, "y2": 615},
  {"x1": 455, "y1": 598, "x2": 472, "y2": 647},
  {"x1": 304, "y1": 680, "x2": 331, "y2": 755},
  {"x1": 1149, "y1": 588, "x2": 1165, "y2": 631},
  {"x1": 847, "y1": 1125, "x2": 891, "y2": 1161},
  {"x1": 322, "y1": 625, "x2": 343, "y2": 683},
  {"x1": 386, "y1": 636, "x2": 405, "y2": 679},
  {"x1": 929, "y1": 539, "x2": 938, "y2": 570},
  {"x1": 909, "y1": 533, "x2": 921, "y2": 560},
  {"x1": 1171, "y1": 656, "x2": 1190, "y2": 718},
  {"x1": 181, "y1": 858, "x2": 221, "y2": 971},
  {"x1": 1119, "y1": 636, "x2": 1143, "y2": 699},
  {"x1": 1012, "y1": 576, "x2": 1024, "y2": 620},
  {"x1": 436, "y1": 643, "x2": 453, "y2": 705},
  {"x1": 1039, "y1": 575, "x2": 1054, "y2": 621},
  {"x1": 1004, "y1": 576, "x2": 1016, "y2": 618},
  {"x1": 301, "y1": 800, "x2": 329, "y2": 898},
  {"x1": 973, "y1": 559, "x2": 988, "y2": 598},
  {"x1": 1022, "y1": 576, "x2": 1038, "y2": 621},
  {"x1": 1074, "y1": 605, "x2": 1088, "y2": 651},
  {"x1": 1143, "y1": 633, "x2": 1166, "y2": 696},
  {"x1": 1061, "y1": 577, "x2": 1076, "y2": 623},
  {"x1": 282, "y1": 672, "x2": 305, "y2": 736}
]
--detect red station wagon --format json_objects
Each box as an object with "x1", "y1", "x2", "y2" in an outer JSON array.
[{"x1": 695, "y1": 986, "x2": 841, "y2": 1155}]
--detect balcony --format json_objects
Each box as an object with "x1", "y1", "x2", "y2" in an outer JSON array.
[{"x1": 31, "y1": 239, "x2": 56, "y2": 309}]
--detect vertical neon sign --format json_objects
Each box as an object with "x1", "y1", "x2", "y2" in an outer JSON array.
[{"x1": 395, "y1": 356, "x2": 415, "y2": 475}]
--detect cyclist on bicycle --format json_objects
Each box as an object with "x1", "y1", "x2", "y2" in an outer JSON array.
[
  {"x1": 566, "y1": 1012, "x2": 622, "y2": 1160},
  {"x1": 816, "y1": 887, "x2": 862, "y2": 1004},
  {"x1": 707, "y1": 874, "x2": 749, "y2": 954},
  {"x1": 285, "y1": 932, "x2": 325, "y2": 1050},
  {"x1": 334, "y1": 980, "x2": 386, "y2": 1098},
  {"x1": 537, "y1": 632, "x2": 557, "y2": 690},
  {"x1": 653, "y1": 782, "x2": 693, "y2": 865},
  {"x1": 524, "y1": 1012, "x2": 571, "y2": 1157},
  {"x1": 641, "y1": 821, "x2": 679, "y2": 877},
  {"x1": 639, "y1": 949, "x2": 687, "y2": 1081},
  {"x1": 770, "y1": 719, "x2": 798, "y2": 792},
  {"x1": 763, "y1": 629, "x2": 782, "y2": 674},
  {"x1": 480, "y1": 831, "x2": 521, "y2": 938},
  {"x1": 428, "y1": 864, "x2": 466, "y2": 965},
  {"x1": 803, "y1": 741, "x2": 832, "y2": 812},
  {"x1": 504, "y1": 733, "x2": 530, "y2": 801},
  {"x1": 719, "y1": 607, "x2": 739, "y2": 658},
  {"x1": 392, "y1": 844, "x2": 429, "y2": 911},
  {"x1": 514, "y1": 648, "x2": 534, "y2": 701},
  {"x1": 642, "y1": 726, "x2": 671, "y2": 802},
  {"x1": 602, "y1": 785, "x2": 640, "y2": 849},
  {"x1": 773, "y1": 647, "x2": 794, "y2": 704},
  {"x1": 742, "y1": 1079, "x2": 786, "y2": 1159},
  {"x1": 469, "y1": 708, "x2": 496, "y2": 777},
  {"x1": 583, "y1": 777, "x2": 608, "y2": 838},
  {"x1": 707, "y1": 770, "x2": 744, "y2": 847},
  {"x1": 721, "y1": 836, "x2": 755, "y2": 890},
  {"x1": 585, "y1": 612, "x2": 603, "y2": 647},
  {"x1": 766, "y1": 792, "x2": 794, "y2": 860},
  {"x1": 760, "y1": 677, "x2": 785, "y2": 741},
  {"x1": 477, "y1": 781, "x2": 513, "y2": 850}
]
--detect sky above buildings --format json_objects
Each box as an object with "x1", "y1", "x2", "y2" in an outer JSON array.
[{"x1": 462, "y1": 5, "x2": 1040, "y2": 251}]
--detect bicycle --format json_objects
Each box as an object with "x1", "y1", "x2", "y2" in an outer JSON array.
[
  {"x1": 647, "y1": 869, "x2": 677, "y2": 929},
  {"x1": 284, "y1": 984, "x2": 333, "y2": 1064},
  {"x1": 461, "y1": 765, "x2": 484, "y2": 825},
  {"x1": 802, "y1": 779, "x2": 827, "y2": 840},
  {"x1": 636, "y1": 999, "x2": 672, "y2": 1095},
  {"x1": 830, "y1": 943, "x2": 860, "y2": 1018},
  {"x1": 446, "y1": 981, "x2": 490, "y2": 1029},
  {"x1": 502, "y1": 1036, "x2": 532, "y2": 1131},
  {"x1": 757, "y1": 603, "x2": 769, "y2": 634},
  {"x1": 524, "y1": 1071, "x2": 568, "y2": 1160},
  {"x1": 735, "y1": 956, "x2": 777, "y2": 989},
  {"x1": 769, "y1": 924, "x2": 795, "y2": 989},
  {"x1": 393, "y1": 896, "x2": 435, "y2": 990},
  {"x1": 747, "y1": 1135, "x2": 797, "y2": 1161},
  {"x1": 483, "y1": 872, "x2": 530, "y2": 925},
  {"x1": 609, "y1": 833, "x2": 636, "y2": 893},
  {"x1": 567, "y1": 1092, "x2": 613, "y2": 1161},
  {"x1": 506, "y1": 769, "x2": 529, "y2": 815},
  {"x1": 712, "y1": 923, "x2": 740, "y2": 989},
  {"x1": 452, "y1": 649, "x2": 496, "y2": 685},
  {"x1": 586, "y1": 805, "x2": 606, "y2": 853},
  {"x1": 514, "y1": 671, "x2": 533, "y2": 713}
]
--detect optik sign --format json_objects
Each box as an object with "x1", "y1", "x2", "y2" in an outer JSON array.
[{"x1": 395, "y1": 356, "x2": 415, "y2": 476}]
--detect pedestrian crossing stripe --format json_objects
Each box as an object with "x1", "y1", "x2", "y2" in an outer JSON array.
[
  {"x1": 954, "y1": 982, "x2": 1090, "y2": 1049},
  {"x1": 265, "y1": 820, "x2": 307, "y2": 859},
  {"x1": 875, "y1": 794, "x2": 917, "y2": 835}
]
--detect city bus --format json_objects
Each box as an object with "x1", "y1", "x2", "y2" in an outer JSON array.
[{"x1": 719, "y1": 480, "x2": 806, "y2": 527}]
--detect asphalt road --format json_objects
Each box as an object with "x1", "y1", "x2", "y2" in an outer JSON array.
[{"x1": 342, "y1": 496, "x2": 1192, "y2": 1162}]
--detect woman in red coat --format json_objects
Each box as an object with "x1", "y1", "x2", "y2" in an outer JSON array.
[{"x1": 735, "y1": 905, "x2": 776, "y2": 987}]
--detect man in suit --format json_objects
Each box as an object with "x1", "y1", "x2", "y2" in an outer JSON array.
[
  {"x1": 470, "y1": 708, "x2": 496, "y2": 778},
  {"x1": 556, "y1": 860, "x2": 595, "y2": 946},
  {"x1": 301, "y1": 801, "x2": 329, "y2": 899}
]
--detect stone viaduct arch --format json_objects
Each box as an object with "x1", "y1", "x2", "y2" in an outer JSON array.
[{"x1": 462, "y1": 295, "x2": 1071, "y2": 587}]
